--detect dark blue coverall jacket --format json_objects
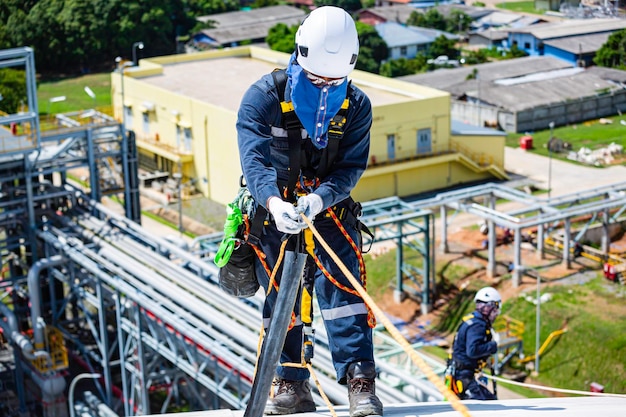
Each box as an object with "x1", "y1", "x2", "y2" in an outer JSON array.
[
  {"x1": 236, "y1": 69, "x2": 373, "y2": 384},
  {"x1": 451, "y1": 310, "x2": 498, "y2": 400}
]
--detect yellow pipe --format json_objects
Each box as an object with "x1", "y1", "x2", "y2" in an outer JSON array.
[{"x1": 519, "y1": 329, "x2": 567, "y2": 363}]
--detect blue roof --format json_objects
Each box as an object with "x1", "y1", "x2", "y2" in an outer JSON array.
[
  {"x1": 375, "y1": 22, "x2": 459, "y2": 48},
  {"x1": 375, "y1": 22, "x2": 433, "y2": 48},
  {"x1": 451, "y1": 119, "x2": 506, "y2": 136}
]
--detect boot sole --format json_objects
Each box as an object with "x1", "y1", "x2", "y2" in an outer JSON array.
[
  {"x1": 350, "y1": 404, "x2": 384, "y2": 417},
  {"x1": 264, "y1": 402, "x2": 316, "y2": 415}
]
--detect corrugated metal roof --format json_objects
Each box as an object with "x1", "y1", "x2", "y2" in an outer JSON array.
[
  {"x1": 193, "y1": 5, "x2": 306, "y2": 45},
  {"x1": 196, "y1": 16, "x2": 304, "y2": 45},
  {"x1": 508, "y1": 18, "x2": 626, "y2": 40},
  {"x1": 196, "y1": 5, "x2": 305, "y2": 27},
  {"x1": 470, "y1": 29, "x2": 509, "y2": 40},
  {"x1": 358, "y1": 5, "x2": 421, "y2": 23},
  {"x1": 432, "y1": 4, "x2": 494, "y2": 20},
  {"x1": 375, "y1": 22, "x2": 434, "y2": 47},
  {"x1": 451, "y1": 119, "x2": 506, "y2": 135},
  {"x1": 473, "y1": 11, "x2": 523, "y2": 27},
  {"x1": 471, "y1": 69, "x2": 621, "y2": 112},
  {"x1": 406, "y1": 25, "x2": 460, "y2": 41},
  {"x1": 396, "y1": 55, "x2": 626, "y2": 111},
  {"x1": 399, "y1": 56, "x2": 572, "y2": 97},
  {"x1": 543, "y1": 32, "x2": 611, "y2": 54}
]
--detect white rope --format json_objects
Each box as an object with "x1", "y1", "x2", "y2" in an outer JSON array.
[{"x1": 481, "y1": 373, "x2": 626, "y2": 398}]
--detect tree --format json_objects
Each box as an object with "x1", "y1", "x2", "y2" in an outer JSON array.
[
  {"x1": 0, "y1": 68, "x2": 27, "y2": 114},
  {"x1": 379, "y1": 56, "x2": 427, "y2": 78},
  {"x1": 594, "y1": 28, "x2": 626, "y2": 69},
  {"x1": 355, "y1": 21, "x2": 388, "y2": 74},
  {"x1": 504, "y1": 43, "x2": 528, "y2": 59},
  {"x1": 406, "y1": 10, "x2": 423, "y2": 27},
  {"x1": 408, "y1": 9, "x2": 446, "y2": 32},
  {"x1": 428, "y1": 35, "x2": 459, "y2": 60},
  {"x1": 463, "y1": 49, "x2": 488, "y2": 65},
  {"x1": 266, "y1": 23, "x2": 298, "y2": 53},
  {"x1": 0, "y1": 0, "x2": 240, "y2": 76},
  {"x1": 446, "y1": 9, "x2": 472, "y2": 34}
]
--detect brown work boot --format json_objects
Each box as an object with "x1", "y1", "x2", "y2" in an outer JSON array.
[
  {"x1": 264, "y1": 378, "x2": 316, "y2": 415},
  {"x1": 347, "y1": 362, "x2": 383, "y2": 417}
]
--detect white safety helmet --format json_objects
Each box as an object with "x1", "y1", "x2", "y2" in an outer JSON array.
[
  {"x1": 474, "y1": 287, "x2": 502, "y2": 304},
  {"x1": 295, "y1": 6, "x2": 359, "y2": 79}
]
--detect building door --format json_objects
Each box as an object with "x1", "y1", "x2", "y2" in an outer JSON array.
[
  {"x1": 417, "y1": 128, "x2": 432, "y2": 155},
  {"x1": 387, "y1": 134, "x2": 396, "y2": 161}
]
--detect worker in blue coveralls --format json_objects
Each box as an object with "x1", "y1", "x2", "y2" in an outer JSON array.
[
  {"x1": 451, "y1": 287, "x2": 501, "y2": 400},
  {"x1": 236, "y1": 6, "x2": 382, "y2": 417}
]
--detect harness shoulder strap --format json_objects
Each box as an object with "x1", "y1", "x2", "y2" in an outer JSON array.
[
  {"x1": 272, "y1": 68, "x2": 301, "y2": 202},
  {"x1": 317, "y1": 96, "x2": 349, "y2": 179}
]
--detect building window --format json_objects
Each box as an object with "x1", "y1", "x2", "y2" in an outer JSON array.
[
  {"x1": 183, "y1": 127, "x2": 192, "y2": 153},
  {"x1": 176, "y1": 125, "x2": 182, "y2": 150},
  {"x1": 524, "y1": 42, "x2": 530, "y2": 50},
  {"x1": 400, "y1": 46, "x2": 407, "y2": 57},
  {"x1": 417, "y1": 128, "x2": 432, "y2": 154},
  {"x1": 142, "y1": 112, "x2": 149, "y2": 134},
  {"x1": 124, "y1": 106, "x2": 132, "y2": 129},
  {"x1": 387, "y1": 134, "x2": 396, "y2": 161}
]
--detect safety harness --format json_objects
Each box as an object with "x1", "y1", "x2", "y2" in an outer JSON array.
[
  {"x1": 248, "y1": 69, "x2": 372, "y2": 248},
  {"x1": 246, "y1": 69, "x2": 376, "y2": 326}
]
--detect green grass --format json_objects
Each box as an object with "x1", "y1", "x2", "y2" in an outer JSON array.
[
  {"x1": 497, "y1": 1, "x2": 544, "y2": 14},
  {"x1": 37, "y1": 72, "x2": 112, "y2": 115},
  {"x1": 507, "y1": 114, "x2": 626, "y2": 162},
  {"x1": 142, "y1": 210, "x2": 197, "y2": 239},
  {"x1": 503, "y1": 277, "x2": 626, "y2": 393}
]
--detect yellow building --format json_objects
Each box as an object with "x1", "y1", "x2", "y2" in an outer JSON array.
[{"x1": 112, "y1": 46, "x2": 506, "y2": 206}]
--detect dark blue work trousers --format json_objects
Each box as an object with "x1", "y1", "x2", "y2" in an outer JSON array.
[{"x1": 254, "y1": 210, "x2": 374, "y2": 384}]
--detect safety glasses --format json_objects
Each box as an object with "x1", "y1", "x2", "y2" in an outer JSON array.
[{"x1": 305, "y1": 70, "x2": 346, "y2": 87}]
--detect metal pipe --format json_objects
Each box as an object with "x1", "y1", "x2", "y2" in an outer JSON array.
[
  {"x1": 27, "y1": 254, "x2": 66, "y2": 347},
  {"x1": 0, "y1": 301, "x2": 49, "y2": 363},
  {"x1": 69, "y1": 373, "x2": 101, "y2": 417}
]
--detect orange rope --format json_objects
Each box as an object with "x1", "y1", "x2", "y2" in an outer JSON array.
[{"x1": 300, "y1": 213, "x2": 473, "y2": 417}]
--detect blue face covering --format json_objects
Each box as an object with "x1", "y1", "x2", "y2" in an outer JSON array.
[{"x1": 286, "y1": 56, "x2": 348, "y2": 149}]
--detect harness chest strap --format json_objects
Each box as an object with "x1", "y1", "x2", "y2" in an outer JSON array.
[{"x1": 270, "y1": 68, "x2": 349, "y2": 201}]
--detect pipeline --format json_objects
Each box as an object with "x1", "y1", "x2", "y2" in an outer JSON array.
[
  {"x1": 27, "y1": 254, "x2": 66, "y2": 348},
  {"x1": 0, "y1": 301, "x2": 50, "y2": 364}
]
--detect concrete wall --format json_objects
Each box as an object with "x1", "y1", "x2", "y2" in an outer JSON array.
[
  {"x1": 579, "y1": 221, "x2": 625, "y2": 245},
  {"x1": 516, "y1": 89, "x2": 626, "y2": 133},
  {"x1": 451, "y1": 101, "x2": 500, "y2": 128}
]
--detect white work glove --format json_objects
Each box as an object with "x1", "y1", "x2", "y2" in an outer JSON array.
[
  {"x1": 491, "y1": 328, "x2": 500, "y2": 345},
  {"x1": 267, "y1": 197, "x2": 302, "y2": 234},
  {"x1": 296, "y1": 194, "x2": 324, "y2": 220}
]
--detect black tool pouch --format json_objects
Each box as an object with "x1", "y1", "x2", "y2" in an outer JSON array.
[
  {"x1": 217, "y1": 182, "x2": 260, "y2": 298},
  {"x1": 218, "y1": 236, "x2": 259, "y2": 298}
]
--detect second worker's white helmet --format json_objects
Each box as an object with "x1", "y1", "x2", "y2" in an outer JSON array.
[
  {"x1": 474, "y1": 287, "x2": 502, "y2": 304},
  {"x1": 295, "y1": 6, "x2": 359, "y2": 79}
]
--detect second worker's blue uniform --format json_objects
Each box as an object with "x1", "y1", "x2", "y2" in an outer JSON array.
[{"x1": 451, "y1": 311, "x2": 498, "y2": 400}]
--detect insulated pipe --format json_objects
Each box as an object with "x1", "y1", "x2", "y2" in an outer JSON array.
[
  {"x1": 244, "y1": 248, "x2": 307, "y2": 417},
  {"x1": 0, "y1": 301, "x2": 50, "y2": 363},
  {"x1": 27, "y1": 254, "x2": 66, "y2": 347}
]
